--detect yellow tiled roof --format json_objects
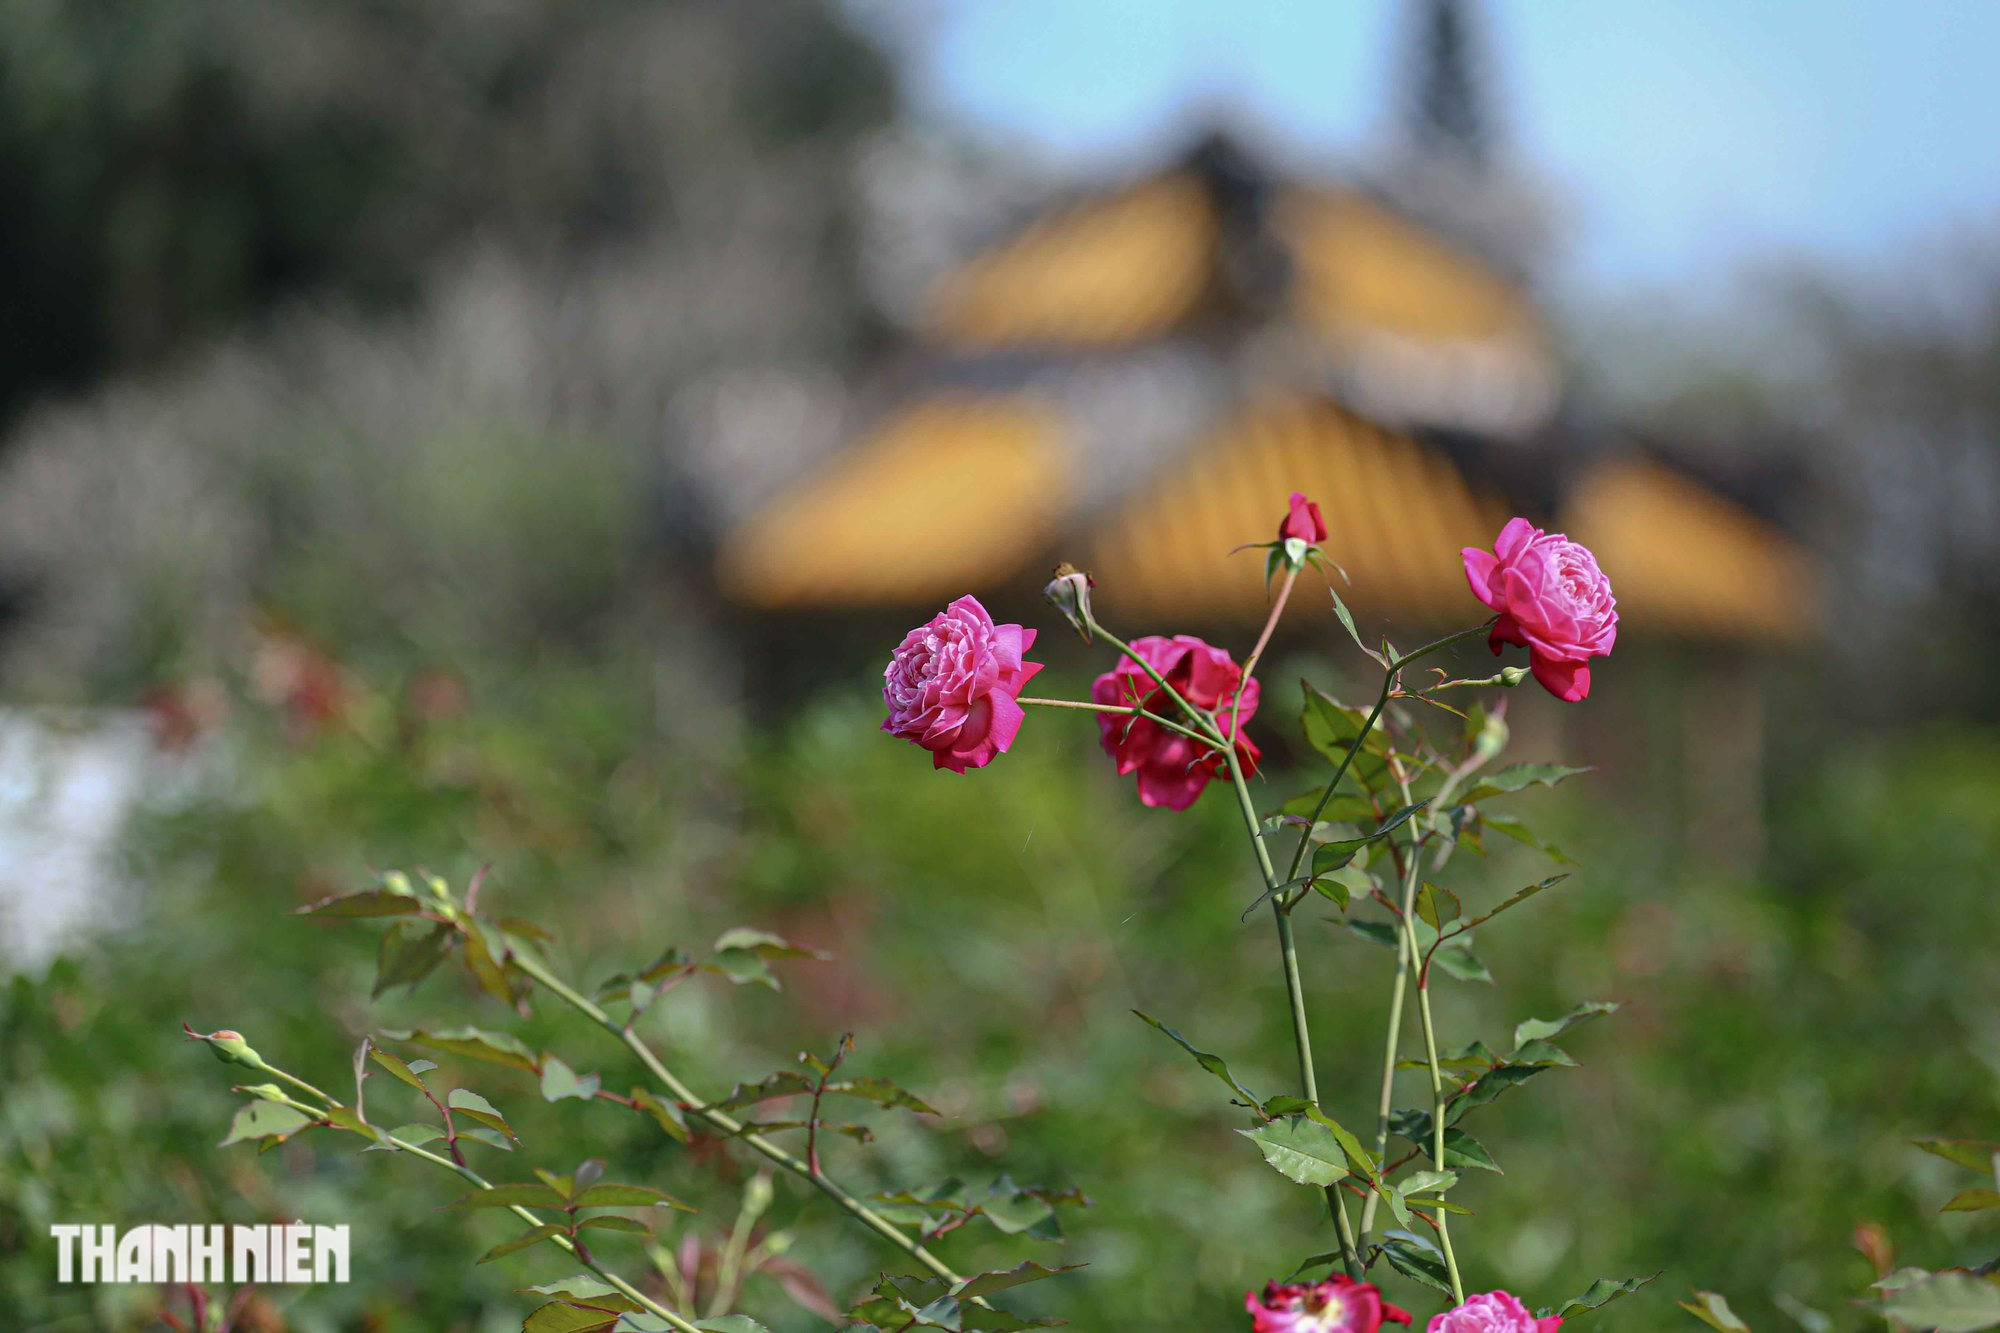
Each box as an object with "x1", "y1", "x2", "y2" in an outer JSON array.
[
  {"x1": 924, "y1": 173, "x2": 1217, "y2": 351},
  {"x1": 1563, "y1": 456, "x2": 1816, "y2": 641},
  {"x1": 1083, "y1": 396, "x2": 1511, "y2": 627},
  {"x1": 717, "y1": 395, "x2": 1068, "y2": 608},
  {"x1": 1276, "y1": 188, "x2": 1547, "y2": 349}
]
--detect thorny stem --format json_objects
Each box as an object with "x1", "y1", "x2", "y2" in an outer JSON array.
[
  {"x1": 1359, "y1": 838, "x2": 1420, "y2": 1239},
  {"x1": 505, "y1": 947, "x2": 975, "y2": 1292},
  {"x1": 1410, "y1": 958, "x2": 1466, "y2": 1304},
  {"x1": 265, "y1": 1088, "x2": 701, "y2": 1333},
  {"x1": 1215, "y1": 568, "x2": 1363, "y2": 1280}
]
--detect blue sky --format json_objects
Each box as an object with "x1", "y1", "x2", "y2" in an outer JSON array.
[{"x1": 896, "y1": 1, "x2": 2000, "y2": 305}]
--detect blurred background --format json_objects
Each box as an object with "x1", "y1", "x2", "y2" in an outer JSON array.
[{"x1": 1, "y1": 1, "x2": 1998, "y2": 1329}]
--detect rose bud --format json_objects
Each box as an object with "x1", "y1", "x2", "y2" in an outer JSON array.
[{"x1": 1043, "y1": 563, "x2": 1096, "y2": 643}]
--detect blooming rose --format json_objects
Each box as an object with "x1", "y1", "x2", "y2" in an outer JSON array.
[
  {"x1": 1280, "y1": 491, "x2": 1328, "y2": 544},
  {"x1": 1092, "y1": 634, "x2": 1258, "y2": 810},
  {"x1": 1426, "y1": 1291, "x2": 1561, "y2": 1333},
  {"x1": 1247, "y1": 1277, "x2": 1412, "y2": 1333},
  {"x1": 883, "y1": 595, "x2": 1041, "y2": 773},
  {"x1": 1462, "y1": 517, "x2": 1617, "y2": 702}
]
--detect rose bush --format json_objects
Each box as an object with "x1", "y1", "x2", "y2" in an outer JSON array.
[{"x1": 1461, "y1": 517, "x2": 1617, "y2": 701}]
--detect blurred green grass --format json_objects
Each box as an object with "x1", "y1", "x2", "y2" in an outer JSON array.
[{"x1": 3, "y1": 656, "x2": 1997, "y2": 1332}]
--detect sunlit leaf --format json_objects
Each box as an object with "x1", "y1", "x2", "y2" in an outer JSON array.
[
  {"x1": 1514, "y1": 1002, "x2": 1621, "y2": 1050},
  {"x1": 540, "y1": 1055, "x2": 601, "y2": 1103},
  {"x1": 1241, "y1": 1118, "x2": 1349, "y2": 1187},
  {"x1": 220, "y1": 1101, "x2": 312, "y2": 1147},
  {"x1": 1915, "y1": 1139, "x2": 2000, "y2": 1172},
  {"x1": 1874, "y1": 1274, "x2": 2000, "y2": 1333},
  {"x1": 446, "y1": 1088, "x2": 518, "y2": 1142},
  {"x1": 1679, "y1": 1291, "x2": 1751, "y2": 1332}
]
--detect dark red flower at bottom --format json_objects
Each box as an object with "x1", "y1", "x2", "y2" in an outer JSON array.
[{"x1": 1247, "y1": 1276, "x2": 1413, "y2": 1333}]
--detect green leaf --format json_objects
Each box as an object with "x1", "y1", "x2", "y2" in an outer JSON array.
[
  {"x1": 1546, "y1": 1273, "x2": 1660, "y2": 1318},
  {"x1": 954, "y1": 1262, "x2": 1086, "y2": 1300},
  {"x1": 630, "y1": 1088, "x2": 691, "y2": 1144},
  {"x1": 1479, "y1": 814, "x2": 1576, "y2": 865},
  {"x1": 1301, "y1": 686, "x2": 1393, "y2": 793},
  {"x1": 1874, "y1": 1274, "x2": 2000, "y2": 1333},
  {"x1": 1397, "y1": 1169, "x2": 1457, "y2": 1196},
  {"x1": 1915, "y1": 1139, "x2": 2000, "y2": 1172},
  {"x1": 524, "y1": 1299, "x2": 636, "y2": 1333},
  {"x1": 1327, "y1": 588, "x2": 1382, "y2": 664},
  {"x1": 1448, "y1": 1062, "x2": 1552, "y2": 1122},
  {"x1": 703, "y1": 1070, "x2": 817, "y2": 1112},
  {"x1": 373, "y1": 920, "x2": 455, "y2": 996},
  {"x1": 1133, "y1": 1011, "x2": 1260, "y2": 1107},
  {"x1": 1943, "y1": 1189, "x2": 2000, "y2": 1212},
  {"x1": 369, "y1": 1047, "x2": 432, "y2": 1093},
  {"x1": 1442, "y1": 1127, "x2": 1502, "y2": 1173},
  {"x1": 220, "y1": 1101, "x2": 312, "y2": 1147},
  {"x1": 1376, "y1": 1231, "x2": 1454, "y2": 1297},
  {"x1": 1452, "y1": 875, "x2": 1571, "y2": 935},
  {"x1": 980, "y1": 1191, "x2": 1060, "y2": 1238},
  {"x1": 832, "y1": 1076, "x2": 940, "y2": 1116},
  {"x1": 1241, "y1": 1119, "x2": 1350, "y2": 1186},
  {"x1": 1347, "y1": 920, "x2": 1401, "y2": 949},
  {"x1": 1513, "y1": 1002, "x2": 1622, "y2": 1050},
  {"x1": 577, "y1": 1215, "x2": 650, "y2": 1234},
  {"x1": 1430, "y1": 946, "x2": 1493, "y2": 984},
  {"x1": 540, "y1": 1055, "x2": 602, "y2": 1103},
  {"x1": 389, "y1": 1123, "x2": 446, "y2": 1146},
  {"x1": 695, "y1": 1319, "x2": 773, "y2": 1333},
  {"x1": 574, "y1": 1183, "x2": 694, "y2": 1212},
  {"x1": 1415, "y1": 882, "x2": 1461, "y2": 931},
  {"x1": 1679, "y1": 1291, "x2": 1752, "y2": 1332},
  {"x1": 380, "y1": 1026, "x2": 539, "y2": 1073},
  {"x1": 477, "y1": 1223, "x2": 565, "y2": 1263},
  {"x1": 1462, "y1": 763, "x2": 1591, "y2": 801},
  {"x1": 296, "y1": 888, "x2": 429, "y2": 918},
  {"x1": 447, "y1": 1088, "x2": 518, "y2": 1142},
  {"x1": 457, "y1": 1125, "x2": 515, "y2": 1152},
  {"x1": 451, "y1": 1182, "x2": 568, "y2": 1209},
  {"x1": 712, "y1": 926, "x2": 826, "y2": 958}
]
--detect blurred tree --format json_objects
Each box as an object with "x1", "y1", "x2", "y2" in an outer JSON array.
[{"x1": 0, "y1": 0, "x2": 895, "y2": 427}]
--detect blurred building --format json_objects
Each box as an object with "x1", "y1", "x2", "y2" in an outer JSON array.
[{"x1": 716, "y1": 0, "x2": 1815, "y2": 654}]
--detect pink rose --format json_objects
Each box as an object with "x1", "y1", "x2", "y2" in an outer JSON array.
[
  {"x1": 1280, "y1": 491, "x2": 1329, "y2": 544},
  {"x1": 1092, "y1": 635, "x2": 1259, "y2": 810},
  {"x1": 1462, "y1": 517, "x2": 1617, "y2": 702},
  {"x1": 1426, "y1": 1291, "x2": 1561, "y2": 1333},
  {"x1": 883, "y1": 595, "x2": 1041, "y2": 773},
  {"x1": 1247, "y1": 1277, "x2": 1412, "y2": 1333}
]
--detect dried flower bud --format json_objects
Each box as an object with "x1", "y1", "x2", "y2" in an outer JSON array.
[{"x1": 1043, "y1": 563, "x2": 1096, "y2": 644}]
